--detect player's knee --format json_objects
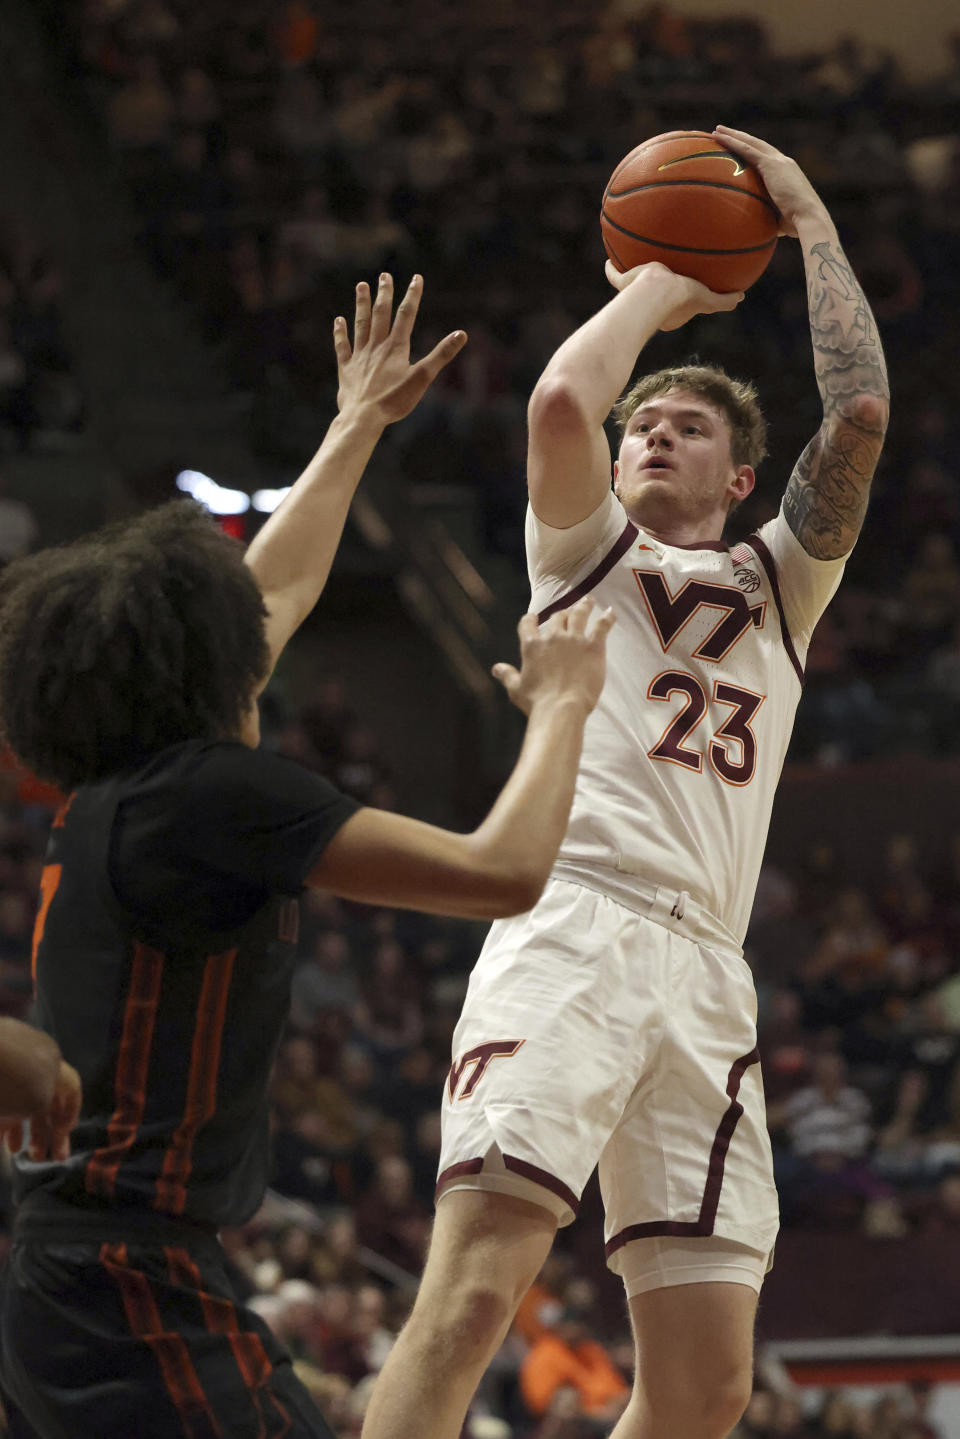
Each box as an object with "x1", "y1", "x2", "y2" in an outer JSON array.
[
  {"x1": 434, "y1": 1283, "x2": 515, "y2": 1358},
  {"x1": 410, "y1": 1277, "x2": 513, "y2": 1363},
  {"x1": 641, "y1": 1363, "x2": 751, "y2": 1439},
  {"x1": 706, "y1": 1368, "x2": 753, "y2": 1437}
]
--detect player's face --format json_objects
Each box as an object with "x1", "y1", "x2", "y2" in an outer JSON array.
[{"x1": 613, "y1": 390, "x2": 754, "y2": 534}]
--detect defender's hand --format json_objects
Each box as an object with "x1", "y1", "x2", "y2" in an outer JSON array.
[
  {"x1": 604, "y1": 260, "x2": 743, "y2": 331},
  {"x1": 713, "y1": 126, "x2": 827, "y2": 238},
  {"x1": 493, "y1": 598, "x2": 616, "y2": 717},
  {"x1": 334, "y1": 273, "x2": 467, "y2": 426},
  {"x1": 3, "y1": 1060, "x2": 83, "y2": 1162}
]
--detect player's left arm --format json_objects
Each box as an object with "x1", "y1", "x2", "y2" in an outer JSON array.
[
  {"x1": 715, "y1": 126, "x2": 890, "y2": 561},
  {"x1": 244, "y1": 275, "x2": 466, "y2": 685}
]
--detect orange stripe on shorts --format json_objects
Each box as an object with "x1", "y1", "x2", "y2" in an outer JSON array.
[
  {"x1": 165, "y1": 1247, "x2": 291, "y2": 1439},
  {"x1": 100, "y1": 1242, "x2": 222, "y2": 1439}
]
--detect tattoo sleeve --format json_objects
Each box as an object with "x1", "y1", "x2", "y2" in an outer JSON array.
[{"x1": 783, "y1": 238, "x2": 890, "y2": 559}]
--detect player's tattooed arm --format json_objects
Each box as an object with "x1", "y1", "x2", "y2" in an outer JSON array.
[{"x1": 784, "y1": 238, "x2": 890, "y2": 560}]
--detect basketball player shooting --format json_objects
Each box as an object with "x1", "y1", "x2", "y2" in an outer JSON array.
[
  {"x1": 360, "y1": 130, "x2": 889, "y2": 1439},
  {"x1": 0, "y1": 276, "x2": 614, "y2": 1439}
]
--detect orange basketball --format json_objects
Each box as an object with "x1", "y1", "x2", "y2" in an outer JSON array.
[{"x1": 601, "y1": 130, "x2": 780, "y2": 292}]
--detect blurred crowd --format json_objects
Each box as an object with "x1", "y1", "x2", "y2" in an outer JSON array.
[
  {"x1": 0, "y1": 229, "x2": 84, "y2": 456},
  {"x1": 1, "y1": 669, "x2": 958, "y2": 1434}
]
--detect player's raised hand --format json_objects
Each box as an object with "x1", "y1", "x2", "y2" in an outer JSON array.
[
  {"x1": 604, "y1": 259, "x2": 744, "y2": 331},
  {"x1": 712, "y1": 126, "x2": 826, "y2": 238},
  {"x1": 492, "y1": 598, "x2": 616, "y2": 717},
  {"x1": 334, "y1": 273, "x2": 467, "y2": 426}
]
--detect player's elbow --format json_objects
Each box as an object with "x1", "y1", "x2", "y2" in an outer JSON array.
[
  {"x1": 469, "y1": 850, "x2": 546, "y2": 919},
  {"x1": 851, "y1": 392, "x2": 889, "y2": 437},
  {"x1": 528, "y1": 377, "x2": 593, "y2": 441},
  {"x1": 500, "y1": 868, "x2": 547, "y2": 917}
]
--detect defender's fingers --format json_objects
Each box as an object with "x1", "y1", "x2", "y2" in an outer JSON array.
[
  {"x1": 391, "y1": 273, "x2": 424, "y2": 347},
  {"x1": 415, "y1": 329, "x2": 468, "y2": 385},
  {"x1": 517, "y1": 612, "x2": 541, "y2": 644},
  {"x1": 491, "y1": 662, "x2": 519, "y2": 695},
  {"x1": 354, "y1": 281, "x2": 372, "y2": 349},
  {"x1": 51, "y1": 1126, "x2": 71, "y2": 1162},
  {"x1": 591, "y1": 606, "x2": 617, "y2": 640},
  {"x1": 369, "y1": 272, "x2": 394, "y2": 345},
  {"x1": 332, "y1": 315, "x2": 351, "y2": 367},
  {"x1": 28, "y1": 1119, "x2": 49, "y2": 1163},
  {"x1": 565, "y1": 597, "x2": 596, "y2": 634}
]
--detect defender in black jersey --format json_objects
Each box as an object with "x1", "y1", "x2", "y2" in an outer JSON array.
[{"x1": 0, "y1": 276, "x2": 614, "y2": 1438}]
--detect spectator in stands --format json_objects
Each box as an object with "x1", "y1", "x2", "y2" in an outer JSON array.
[
  {"x1": 290, "y1": 928, "x2": 360, "y2": 1031},
  {"x1": 519, "y1": 1287, "x2": 629, "y2": 1426},
  {"x1": 106, "y1": 55, "x2": 175, "y2": 151},
  {"x1": 897, "y1": 534, "x2": 960, "y2": 659},
  {"x1": 354, "y1": 1154, "x2": 430, "y2": 1275},
  {"x1": 772, "y1": 1052, "x2": 874, "y2": 1163}
]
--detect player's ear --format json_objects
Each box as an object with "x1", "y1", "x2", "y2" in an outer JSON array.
[
  {"x1": 612, "y1": 459, "x2": 620, "y2": 494},
  {"x1": 730, "y1": 465, "x2": 754, "y2": 502}
]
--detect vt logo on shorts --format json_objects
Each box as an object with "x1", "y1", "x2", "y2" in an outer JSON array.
[{"x1": 448, "y1": 1040, "x2": 525, "y2": 1102}]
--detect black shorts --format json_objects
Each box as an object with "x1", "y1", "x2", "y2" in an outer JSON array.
[{"x1": 0, "y1": 1204, "x2": 335, "y2": 1439}]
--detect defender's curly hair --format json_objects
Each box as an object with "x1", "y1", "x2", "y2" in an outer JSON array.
[
  {"x1": 0, "y1": 501, "x2": 269, "y2": 790},
  {"x1": 613, "y1": 363, "x2": 768, "y2": 470}
]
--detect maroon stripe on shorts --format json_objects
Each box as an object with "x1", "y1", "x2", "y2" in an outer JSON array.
[
  {"x1": 536, "y1": 520, "x2": 638, "y2": 623},
  {"x1": 744, "y1": 533, "x2": 804, "y2": 685},
  {"x1": 435, "y1": 1158, "x2": 484, "y2": 1201},
  {"x1": 434, "y1": 1155, "x2": 580, "y2": 1216},
  {"x1": 502, "y1": 1155, "x2": 580, "y2": 1215},
  {"x1": 604, "y1": 1047, "x2": 760, "y2": 1259}
]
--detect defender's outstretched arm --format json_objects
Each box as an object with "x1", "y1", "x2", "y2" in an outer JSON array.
[{"x1": 245, "y1": 274, "x2": 466, "y2": 681}]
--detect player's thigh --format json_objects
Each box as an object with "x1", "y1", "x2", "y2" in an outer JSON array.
[
  {"x1": 599, "y1": 941, "x2": 778, "y2": 1264},
  {"x1": 628, "y1": 1277, "x2": 757, "y2": 1417},
  {"x1": 441, "y1": 882, "x2": 666, "y2": 1222},
  {"x1": 419, "y1": 1189, "x2": 558, "y2": 1314}
]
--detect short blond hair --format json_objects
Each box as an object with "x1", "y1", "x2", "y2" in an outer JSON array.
[{"x1": 614, "y1": 363, "x2": 767, "y2": 470}]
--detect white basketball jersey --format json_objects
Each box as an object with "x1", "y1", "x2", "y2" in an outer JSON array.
[{"x1": 527, "y1": 492, "x2": 846, "y2": 943}]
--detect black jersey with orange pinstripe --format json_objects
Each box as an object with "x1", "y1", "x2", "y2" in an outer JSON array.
[{"x1": 15, "y1": 739, "x2": 358, "y2": 1229}]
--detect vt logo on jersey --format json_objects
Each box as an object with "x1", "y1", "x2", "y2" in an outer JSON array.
[
  {"x1": 634, "y1": 570, "x2": 766, "y2": 661},
  {"x1": 448, "y1": 1040, "x2": 524, "y2": 1102}
]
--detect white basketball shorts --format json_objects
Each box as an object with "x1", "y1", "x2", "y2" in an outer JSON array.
[{"x1": 437, "y1": 876, "x2": 780, "y2": 1291}]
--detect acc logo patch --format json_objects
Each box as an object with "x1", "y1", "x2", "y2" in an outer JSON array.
[{"x1": 733, "y1": 565, "x2": 762, "y2": 594}]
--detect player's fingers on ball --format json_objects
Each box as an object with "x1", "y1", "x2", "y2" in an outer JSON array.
[
  {"x1": 354, "y1": 281, "x2": 371, "y2": 347},
  {"x1": 369, "y1": 272, "x2": 394, "y2": 343},
  {"x1": 605, "y1": 259, "x2": 636, "y2": 290}
]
